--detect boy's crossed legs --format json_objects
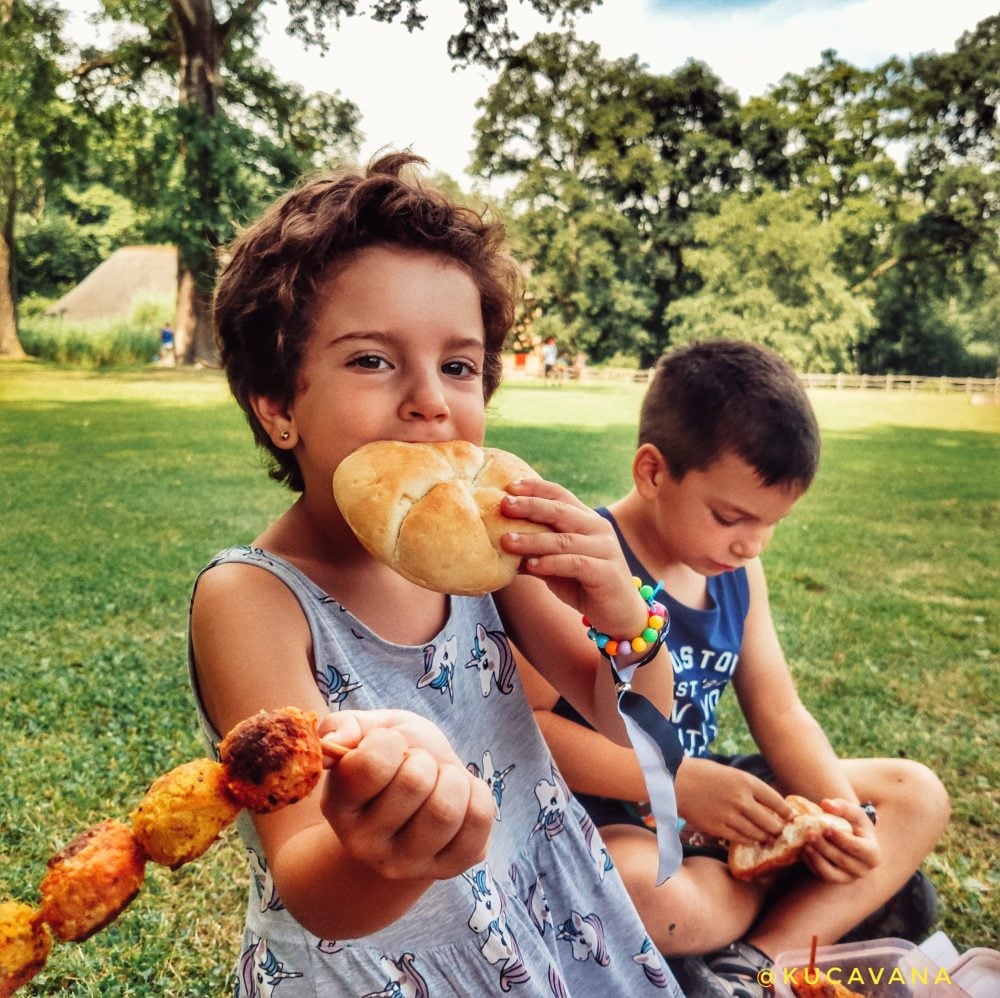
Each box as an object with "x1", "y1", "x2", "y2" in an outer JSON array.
[{"x1": 602, "y1": 756, "x2": 949, "y2": 997}]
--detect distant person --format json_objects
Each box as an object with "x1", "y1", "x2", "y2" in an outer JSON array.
[
  {"x1": 520, "y1": 339, "x2": 950, "y2": 998},
  {"x1": 159, "y1": 322, "x2": 175, "y2": 364},
  {"x1": 542, "y1": 335, "x2": 559, "y2": 381}
]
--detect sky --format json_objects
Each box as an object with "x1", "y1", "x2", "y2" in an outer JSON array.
[{"x1": 260, "y1": 0, "x2": 998, "y2": 186}]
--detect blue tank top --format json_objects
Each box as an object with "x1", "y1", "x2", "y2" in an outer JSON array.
[{"x1": 596, "y1": 508, "x2": 750, "y2": 758}]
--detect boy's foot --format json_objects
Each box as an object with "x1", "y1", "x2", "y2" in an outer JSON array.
[
  {"x1": 669, "y1": 940, "x2": 772, "y2": 998},
  {"x1": 839, "y1": 869, "x2": 939, "y2": 944}
]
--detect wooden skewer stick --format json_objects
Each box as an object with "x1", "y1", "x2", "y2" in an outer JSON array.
[
  {"x1": 321, "y1": 740, "x2": 350, "y2": 760},
  {"x1": 808, "y1": 933, "x2": 818, "y2": 975}
]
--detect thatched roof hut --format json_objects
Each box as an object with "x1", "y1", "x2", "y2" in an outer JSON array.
[{"x1": 45, "y1": 245, "x2": 177, "y2": 321}]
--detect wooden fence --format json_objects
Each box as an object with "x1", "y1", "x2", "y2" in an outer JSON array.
[
  {"x1": 503, "y1": 354, "x2": 999, "y2": 395},
  {"x1": 797, "y1": 373, "x2": 999, "y2": 395},
  {"x1": 585, "y1": 369, "x2": 999, "y2": 394}
]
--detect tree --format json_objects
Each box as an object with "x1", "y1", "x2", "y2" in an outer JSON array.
[
  {"x1": 0, "y1": 0, "x2": 68, "y2": 357},
  {"x1": 17, "y1": 184, "x2": 141, "y2": 299},
  {"x1": 754, "y1": 50, "x2": 905, "y2": 217},
  {"x1": 473, "y1": 32, "x2": 742, "y2": 364},
  {"x1": 665, "y1": 189, "x2": 874, "y2": 372},
  {"x1": 71, "y1": 0, "x2": 601, "y2": 365},
  {"x1": 852, "y1": 16, "x2": 1000, "y2": 373},
  {"x1": 898, "y1": 15, "x2": 999, "y2": 194}
]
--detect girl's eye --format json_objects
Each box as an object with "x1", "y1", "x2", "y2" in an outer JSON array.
[
  {"x1": 712, "y1": 511, "x2": 738, "y2": 527},
  {"x1": 443, "y1": 359, "x2": 479, "y2": 377},
  {"x1": 349, "y1": 354, "x2": 390, "y2": 371}
]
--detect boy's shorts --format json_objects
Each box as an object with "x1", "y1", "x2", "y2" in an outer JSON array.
[{"x1": 575, "y1": 752, "x2": 775, "y2": 862}]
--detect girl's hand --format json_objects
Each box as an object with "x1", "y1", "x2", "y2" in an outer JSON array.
[
  {"x1": 318, "y1": 709, "x2": 495, "y2": 882},
  {"x1": 500, "y1": 478, "x2": 650, "y2": 642},
  {"x1": 800, "y1": 798, "x2": 880, "y2": 883},
  {"x1": 680, "y1": 762, "x2": 793, "y2": 844}
]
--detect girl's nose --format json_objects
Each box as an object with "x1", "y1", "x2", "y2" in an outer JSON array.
[{"x1": 400, "y1": 370, "x2": 450, "y2": 422}]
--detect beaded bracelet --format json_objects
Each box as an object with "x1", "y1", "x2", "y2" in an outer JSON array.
[{"x1": 583, "y1": 577, "x2": 669, "y2": 659}]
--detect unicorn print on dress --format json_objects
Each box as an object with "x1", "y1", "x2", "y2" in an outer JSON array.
[
  {"x1": 315, "y1": 661, "x2": 362, "y2": 709},
  {"x1": 480, "y1": 914, "x2": 532, "y2": 992},
  {"x1": 464, "y1": 865, "x2": 502, "y2": 933},
  {"x1": 360, "y1": 953, "x2": 429, "y2": 998},
  {"x1": 531, "y1": 765, "x2": 571, "y2": 841},
  {"x1": 523, "y1": 873, "x2": 553, "y2": 937},
  {"x1": 467, "y1": 749, "x2": 516, "y2": 820},
  {"x1": 579, "y1": 812, "x2": 613, "y2": 880},
  {"x1": 547, "y1": 964, "x2": 571, "y2": 997},
  {"x1": 416, "y1": 635, "x2": 458, "y2": 703},
  {"x1": 248, "y1": 847, "x2": 283, "y2": 913},
  {"x1": 235, "y1": 936, "x2": 302, "y2": 996},
  {"x1": 464, "y1": 864, "x2": 532, "y2": 991},
  {"x1": 465, "y1": 623, "x2": 516, "y2": 697},
  {"x1": 556, "y1": 910, "x2": 610, "y2": 966},
  {"x1": 633, "y1": 936, "x2": 672, "y2": 989}
]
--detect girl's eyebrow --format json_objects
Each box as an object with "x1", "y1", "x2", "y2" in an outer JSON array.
[{"x1": 323, "y1": 330, "x2": 486, "y2": 352}]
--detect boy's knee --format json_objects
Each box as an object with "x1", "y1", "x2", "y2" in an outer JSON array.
[{"x1": 875, "y1": 759, "x2": 951, "y2": 829}]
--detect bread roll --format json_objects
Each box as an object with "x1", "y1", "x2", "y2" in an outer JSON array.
[
  {"x1": 333, "y1": 440, "x2": 550, "y2": 596},
  {"x1": 727, "y1": 795, "x2": 853, "y2": 881}
]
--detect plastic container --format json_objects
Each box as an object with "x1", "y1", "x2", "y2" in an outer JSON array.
[
  {"x1": 771, "y1": 937, "x2": 969, "y2": 997},
  {"x1": 946, "y1": 947, "x2": 1000, "y2": 998}
]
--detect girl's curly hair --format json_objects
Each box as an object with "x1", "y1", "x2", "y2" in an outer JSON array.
[{"x1": 214, "y1": 152, "x2": 523, "y2": 491}]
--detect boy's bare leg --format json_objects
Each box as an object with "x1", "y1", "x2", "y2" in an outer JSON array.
[
  {"x1": 602, "y1": 824, "x2": 767, "y2": 956},
  {"x1": 747, "y1": 758, "x2": 950, "y2": 957}
]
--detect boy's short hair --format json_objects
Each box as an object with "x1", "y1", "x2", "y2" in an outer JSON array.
[
  {"x1": 214, "y1": 151, "x2": 523, "y2": 491},
  {"x1": 639, "y1": 339, "x2": 820, "y2": 489}
]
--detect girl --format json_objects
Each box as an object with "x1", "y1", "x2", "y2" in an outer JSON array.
[{"x1": 190, "y1": 153, "x2": 682, "y2": 996}]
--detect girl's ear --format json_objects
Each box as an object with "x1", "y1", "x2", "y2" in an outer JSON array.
[
  {"x1": 633, "y1": 443, "x2": 668, "y2": 499},
  {"x1": 250, "y1": 394, "x2": 297, "y2": 449}
]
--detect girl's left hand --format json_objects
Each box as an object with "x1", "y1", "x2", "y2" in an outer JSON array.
[
  {"x1": 500, "y1": 478, "x2": 650, "y2": 641},
  {"x1": 800, "y1": 798, "x2": 880, "y2": 883}
]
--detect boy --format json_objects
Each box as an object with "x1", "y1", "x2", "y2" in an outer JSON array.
[{"x1": 520, "y1": 340, "x2": 950, "y2": 998}]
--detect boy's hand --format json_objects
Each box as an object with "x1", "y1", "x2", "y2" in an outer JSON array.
[
  {"x1": 800, "y1": 798, "x2": 880, "y2": 883},
  {"x1": 500, "y1": 479, "x2": 650, "y2": 641},
  {"x1": 680, "y1": 762, "x2": 794, "y2": 843},
  {"x1": 317, "y1": 709, "x2": 494, "y2": 882}
]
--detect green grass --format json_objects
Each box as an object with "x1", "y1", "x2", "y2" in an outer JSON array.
[{"x1": 1, "y1": 362, "x2": 997, "y2": 993}]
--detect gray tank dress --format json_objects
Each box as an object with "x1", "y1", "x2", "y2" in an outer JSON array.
[{"x1": 190, "y1": 546, "x2": 683, "y2": 997}]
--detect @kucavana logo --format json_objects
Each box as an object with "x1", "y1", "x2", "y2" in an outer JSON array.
[{"x1": 756, "y1": 965, "x2": 955, "y2": 989}]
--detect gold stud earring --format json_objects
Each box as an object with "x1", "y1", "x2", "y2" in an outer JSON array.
[{"x1": 280, "y1": 430, "x2": 290, "y2": 441}]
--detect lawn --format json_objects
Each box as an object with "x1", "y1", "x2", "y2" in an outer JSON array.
[{"x1": 1, "y1": 361, "x2": 997, "y2": 994}]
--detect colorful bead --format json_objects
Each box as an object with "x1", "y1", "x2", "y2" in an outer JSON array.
[{"x1": 583, "y1": 580, "x2": 670, "y2": 661}]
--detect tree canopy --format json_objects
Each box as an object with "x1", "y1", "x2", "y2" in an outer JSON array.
[
  {"x1": 474, "y1": 16, "x2": 998, "y2": 374},
  {"x1": 5, "y1": 5, "x2": 998, "y2": 376}
]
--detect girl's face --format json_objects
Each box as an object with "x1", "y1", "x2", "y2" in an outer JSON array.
[
  {"x1": 282, "y1": 245, "x2": 488, "y2": 496},
  {"x1": 651, "y1": 450, "x2": 802, "y2": 576}
]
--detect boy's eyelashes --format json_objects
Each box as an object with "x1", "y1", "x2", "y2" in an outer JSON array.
[{"x1": 711, "y1": 510, "x2": 740, "y2": 527}]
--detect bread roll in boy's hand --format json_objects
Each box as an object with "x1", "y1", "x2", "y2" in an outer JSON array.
[
  {"x1": 727, "y1": 795, "x2": 853, "y2": 880},
  {"x1": 333, "y1": 440, "x2": 550, "y2": 596}
]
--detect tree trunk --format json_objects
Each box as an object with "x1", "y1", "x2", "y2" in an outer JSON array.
[
  {"x1": 169, "y1": 0, "x2": 222, "y2": 366},
  {"x1": 0, "y1": 166, "x2": 26, "y2": 359}
]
